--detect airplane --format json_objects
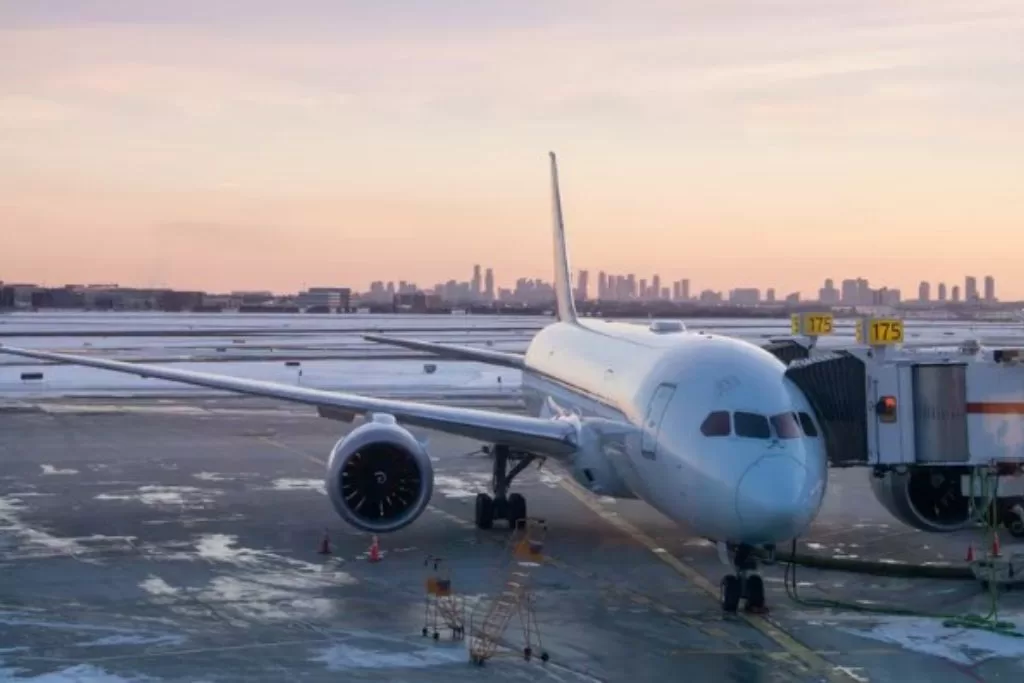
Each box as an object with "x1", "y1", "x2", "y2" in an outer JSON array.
[{"x1": 0, "y1": 152, "x2": 828, "y2": 613}]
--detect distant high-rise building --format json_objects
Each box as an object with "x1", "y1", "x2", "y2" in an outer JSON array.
[
  {"x1": 680, "y1": 279, "x2": 690, "y2": 301},
  {"x1": 952, "y1": 285, "x2": 961, "y2": 302},
  {"x1": 841, "y1": 279, "x2": 858, "y2": 305},
  {"x1": 598, "y1": 271, "x2": 607, "y2": 299},
  {"x1": 918, "y1": 281, "x2": 930, "y2": 302},
  {"x1": 856, "y1": 278, "x2": 871, "y2": 306},
  {"x1": 785, "y1": 292, "x2": 801, "y2": 304},
  {"x1": 819, "y1": 278, "x2": 839, "y2": 304},
  {"x1": 937, "y1": 282, "x2": 947, "y2": 301},
  {"x1": 471, "y1": 265, "x2": 482, "y2": 298},
  {"x1": 729, "y1": 288, "x2": 760, "y2": 305},
  {"x1": 672, "y1": 281, "x2": 681, "y2": 301},
  {"x1": 576, "y1": 269, "x2": 589, "y2": 302},
  {"x1": 965, "y1": 276, "x2": 978, "y2": 302},
  {"x1": 984, "y1": 275, "x2": 995, "y2": 302},
  {"x1": 651, "y1": 275, "x2": 661, "y2": 300},
  {"x1": 766, "y1": 288, "x2": 776, "y2": 303},
  {"x1": 639, "y1": 279, "x2": 648, "y2": 300},
  {"x1": 626, "y1": 274, "x2": 636, "y2": 299},
  {"x1": 484, "y1": 268, "x2": 495, "y2": 301}
]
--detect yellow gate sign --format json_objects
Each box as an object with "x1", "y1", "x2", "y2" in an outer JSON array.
[
  {"x1": 856, "y1": 318, "x2": 904, "y2": 345},
  {"x1": 790, "y1": 312, "x2": 834, "y2": 337}
]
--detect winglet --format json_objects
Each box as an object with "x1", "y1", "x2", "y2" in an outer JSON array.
[{"x1": 549, "y1": 151, "x2": 578, "y2": 323}]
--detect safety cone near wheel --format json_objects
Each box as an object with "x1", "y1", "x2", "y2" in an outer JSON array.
[
  {"x1": 965, "y1": 544, "x2": 974, "y2": 562},
  {"x1": 368, "y1": 535, "x2": 381, "y2": 563},
  {"x1": 992, "y1": 533, "x2": 1001, "y2": 558},
  {"x1": 318, "y1": 528, "x2": 332, "y2": 555}
]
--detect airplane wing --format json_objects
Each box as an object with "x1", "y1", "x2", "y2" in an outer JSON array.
[
  {"x1": 364, "y1": 333, "x2": 525, "y2": 369},
  {"x1": 0, "y1": 345, "x2": 576, "y2": 457}
]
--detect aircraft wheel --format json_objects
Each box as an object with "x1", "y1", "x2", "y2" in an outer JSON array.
[
  {"x1": 508, "y1": 493, "x2": 527, "y2": 528},
  {"x1": 721, "y1": 575, "x2": 741, "y2": 613},
  {"x1": 475, "y1": 493, "x2": 494, "y2": 530},
  {"x1": 1007, "y1": 513, "x2": 1024, "y2": 538},
  {"x1": 744, "y1": 574, "x2": 767, "y2": 613}
]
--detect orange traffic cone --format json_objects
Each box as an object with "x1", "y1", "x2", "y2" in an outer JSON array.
[
  {"x1": 318, "y1": 529, "x2": 332, "y2": 555},
  {"x1": 965, "y1": 544, "x2": 974, "y2": 562},
  {"x1": 368, "y1": 535, "x2": 381, "y2": 563},
  {"x1": 992, "y1": 534, "x2": 1001, "y2": 558}
]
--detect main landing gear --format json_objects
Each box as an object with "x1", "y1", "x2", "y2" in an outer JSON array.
[
  {"x1": 474, "y1": 444, "x2": 537, "y2": 530},
  {"x1": 719, "y1": 543, "x2": 767, "y2": 614}
]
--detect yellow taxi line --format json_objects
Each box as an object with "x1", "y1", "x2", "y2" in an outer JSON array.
[{"x1": 556, "y1": 477, "x2": 859, "y2": 683}]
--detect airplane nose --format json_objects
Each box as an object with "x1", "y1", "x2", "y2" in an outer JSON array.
[{"x1": 735, "y1": 454, "x2": 817, "y2": 543}]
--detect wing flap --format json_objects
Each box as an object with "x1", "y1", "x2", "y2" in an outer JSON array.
[
  {"x1": 0, "y1": 345, "x2": 576, "y2": 456},
  {"x1": 363, "y1": 334, "x2": 525, "y2": 369}
]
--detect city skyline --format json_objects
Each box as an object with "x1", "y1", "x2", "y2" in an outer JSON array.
[
  {"x1": 2, "y1": 3, "x2": 1024, "y2": 297},
  {"x1": 8, "y1": 265, "x2": 1003, "y2": 305}
]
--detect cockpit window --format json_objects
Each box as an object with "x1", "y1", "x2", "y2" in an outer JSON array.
[
  {"x1": 770, "y1": 412, "x2": 802, "y2": 439},
  {"x1": 700, "y1": 411, "x2": 731, "y2": 437},
  {"x1": 797, "y1": 411, "x2": 819, "y2": 438},
  {"x1": 734, "y1": 411, "x2": 771, "y2": 439}
]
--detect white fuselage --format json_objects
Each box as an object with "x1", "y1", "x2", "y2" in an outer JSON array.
[{"x1": 520, "y1": 320, "x2": 829, "y2": 545}]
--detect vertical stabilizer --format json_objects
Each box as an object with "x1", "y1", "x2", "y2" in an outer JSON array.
[{"x1": 549, "y1": 151, "x2": 578, "y2": 323}]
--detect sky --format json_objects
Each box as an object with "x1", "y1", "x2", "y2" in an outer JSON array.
[{"x1": 1, "y1": 1, "x2": 1023, "y2": 298}]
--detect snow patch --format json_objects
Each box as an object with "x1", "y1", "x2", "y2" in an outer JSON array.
[
  {"x1": 95, "y1": 486, "x2": 219, "y2": 507},
  {"x1": 433, "y1": 474, "x2": 490, "y2": 499},
  {"x1": 537, "y1": 469, "x2": 564, "y2": 487},
  {"x1": 271, "y1": 479, "x2": 326, "y2": 495},
  {"x1": 40, "y1": 465, "x2": 78, "y2": 476},
  {"x1": 139, "y1": 576, "x2": 179, "y2": 597},
  {"x1": 76, "y1": 633, "x2": 186, "y2": 648},
  {"x1": 0, "y1": 663, "x2": 153, "y2": 682},
  {"x1": 193, "y1": 472, "x2": 232, "y2": 482},
  {"x1": 185, "y1": 535, "x2": 357, "y2": 622},
  {"x1": 0, "y1": 496, "x2": 85, "y2": 555},
  {"x1": 832, "y1": 614, "x2": 1024, "y2": 665},
  {"x1": 314, "y1": 642, "x2": 466, "y2": 670}
]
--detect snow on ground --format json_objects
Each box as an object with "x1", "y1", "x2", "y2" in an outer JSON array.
[{"x1": 819, "y1": 613, "x2": 1024, "y2": 666}]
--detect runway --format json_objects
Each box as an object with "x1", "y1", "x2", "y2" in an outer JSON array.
[{"x1": 3, "y1": 398, "x2": 1024, "y2": 682}]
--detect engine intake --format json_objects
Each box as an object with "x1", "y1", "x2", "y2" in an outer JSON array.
[
  {"x1": 869, "y1": 467, "x2": 974, "y2": 532},
  {"x1": 326, "y1": 416, "x2": 434, "y2": 533}
]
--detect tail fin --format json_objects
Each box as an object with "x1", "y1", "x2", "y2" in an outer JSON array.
[{"x1": 549, "y1": 151, "x2": 578, "y2": 323}]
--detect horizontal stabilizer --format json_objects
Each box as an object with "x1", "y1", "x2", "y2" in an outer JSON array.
[{"x1": 363, "y1": 334, "x2": 525, "y2": 369}]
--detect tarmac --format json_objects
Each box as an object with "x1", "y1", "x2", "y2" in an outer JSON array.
[{"x1": 3, "y1": 397, "x2": 1024, "y2": 682}]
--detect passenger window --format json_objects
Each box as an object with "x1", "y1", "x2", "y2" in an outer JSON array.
[
  {"x1": 798, "y1": 411, "x2": 819, "y2": 437},
  {"x1": 771, "y1": 412, "x2": 802, "y2": 439},
  {"x1": 700, "y1": 411, "x2": 731, "y2": 437},
  {"x1": 734, "y1": 412, "x2": 770, "y2": 439}
]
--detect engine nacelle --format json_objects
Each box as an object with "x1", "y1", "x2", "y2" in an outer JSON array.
[
  {"x1": 325, "y1": 416, "x2": 434, "y2": 533},
  {"x1": 869, "y1": 467, "x2": 974, "y2": 532}
]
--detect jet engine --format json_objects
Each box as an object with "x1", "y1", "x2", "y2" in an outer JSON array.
[
  {"x1": 325, "y1": 415, "x2": 434, "y2": 533},
  {"x1": 869, "y1": 467, "x2": 976, "y2": 532}
]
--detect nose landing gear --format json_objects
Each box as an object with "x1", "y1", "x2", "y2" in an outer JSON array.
[{"x1": 719, "y1": 543, "x2": 767, "y2": 614}]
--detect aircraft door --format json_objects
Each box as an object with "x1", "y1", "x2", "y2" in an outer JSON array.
[{"x1": 641, "y1": 383, "x2": 676, "y2": 459}]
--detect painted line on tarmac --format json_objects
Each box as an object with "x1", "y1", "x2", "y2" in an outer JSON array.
[{"x1": 556, "y1": 477, "x2": 859, "y2": 683}]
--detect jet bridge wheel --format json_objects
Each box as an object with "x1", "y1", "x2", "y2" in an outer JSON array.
[{"x1": 1005, "y1": 506, "x2": 1024, "y2": 539}]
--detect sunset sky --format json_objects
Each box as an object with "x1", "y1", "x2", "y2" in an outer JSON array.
[{"x1": 2, "y1": 1, "x2": 1023, "y2": 298}]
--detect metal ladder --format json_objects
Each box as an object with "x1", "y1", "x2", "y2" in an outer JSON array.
[{"x1": 469, "y1": 518, "x2": 549, "y2": 665}]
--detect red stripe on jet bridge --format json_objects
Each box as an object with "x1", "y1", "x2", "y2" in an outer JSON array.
[{"x1": 966, "y1": 402, "x2": 1024, "y2": 415}]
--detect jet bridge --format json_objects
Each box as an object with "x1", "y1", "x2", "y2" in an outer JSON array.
[{"x1": 766, "y1": 313, "x2": 1024, "y2": 536}]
